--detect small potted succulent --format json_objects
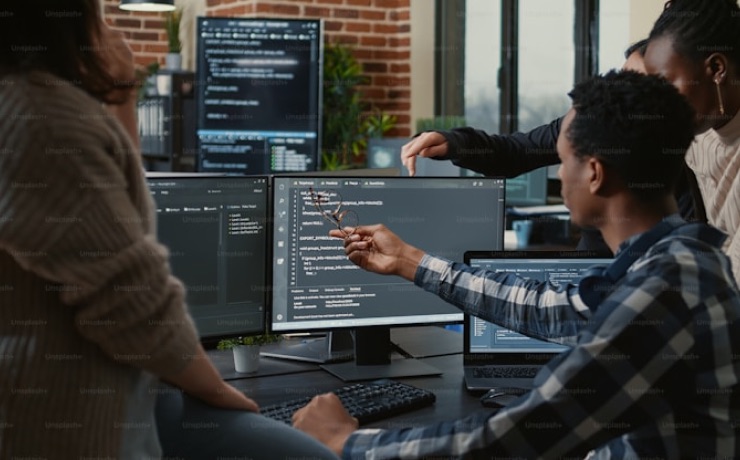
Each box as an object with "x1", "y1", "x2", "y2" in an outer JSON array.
[{"x1": 216, "y1": 334, "x2": 282, "y2": 373}]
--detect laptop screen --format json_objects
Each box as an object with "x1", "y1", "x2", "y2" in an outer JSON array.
[{"x1": 465, "y1": 251, "x2": 613, "y2": 355}]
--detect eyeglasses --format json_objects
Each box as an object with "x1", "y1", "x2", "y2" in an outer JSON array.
[{"x1": 308, "y1": 187, "x2": 358, "y2": 237}]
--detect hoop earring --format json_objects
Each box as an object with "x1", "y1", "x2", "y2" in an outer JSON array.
[{"x1": 715, "y1": 78, "x2": 726, "y2": 116}]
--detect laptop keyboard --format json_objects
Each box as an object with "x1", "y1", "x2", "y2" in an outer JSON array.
[
  {"x1": 472, "y1": 365, "x2": 541, "y2": 379},
  {"x1": 260, "y1": 379, "x2": 436, "y2": 425}
]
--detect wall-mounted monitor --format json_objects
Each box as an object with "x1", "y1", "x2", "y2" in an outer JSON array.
[{"x1": 196, "y1": 17, "x2": 322, "y2": 174}]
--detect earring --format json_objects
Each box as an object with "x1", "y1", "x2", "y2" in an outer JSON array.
[{"x1": 715, "y1": 77, "x2": 726, "y2": 116}]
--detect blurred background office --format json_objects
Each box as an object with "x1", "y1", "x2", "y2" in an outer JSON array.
[{"x1": 106, "y1": 0, "x2": 665, "y2": 172}]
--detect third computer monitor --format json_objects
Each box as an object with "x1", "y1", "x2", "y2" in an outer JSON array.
[
  {"x1": 196, "y1": 17, "x2": 322, "y2": 174},
  {"x1": 271, "y1": 176, "x2": 506, "y2": 379}
]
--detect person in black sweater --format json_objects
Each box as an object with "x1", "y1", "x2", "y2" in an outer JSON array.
[{"x1": 401, "y1": 39, "x2": 705, "y2": 254}]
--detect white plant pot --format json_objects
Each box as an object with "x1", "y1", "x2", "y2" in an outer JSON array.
[
  {"x1": 156, "y1": 74, "x2": 172, "y2": 96},
  {"x1": 232, "y1": 345, "x2": 260, "y2": 373},
  {"x1": 165, "y1": 52, "x2": 182, "y2": 71}
]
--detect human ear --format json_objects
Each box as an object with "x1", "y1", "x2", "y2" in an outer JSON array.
[
  {"x1": 706, "y1": 53, "x2": 729, "y2": 116},
  {"x1": 706, "y1": 53, "x2": 728, "y2": 83},
  {"x1": 587, "y1": 157, "x2": 605, "y2": 195}
]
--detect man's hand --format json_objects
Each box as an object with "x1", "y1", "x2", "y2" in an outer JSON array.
[
  {"x1": 401, "y1": 132, "x2": 449, "y2": 176},
  {"x1": 293, "y1": 393, "x2": 359, "y2": 456},
  {"x1": 329, "y1": 224, "x2": 425, "y2": 281}
]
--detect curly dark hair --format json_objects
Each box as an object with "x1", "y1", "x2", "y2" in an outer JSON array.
[
  {"x1": 649, "y1": 0, "x2": 740, "y2": 66},
  {"x1": 0, "y1": 0, "x2": 131, "y2": 104},
  {"x1": 566, "y1": 70, "x2": 695, "y2": 200}
]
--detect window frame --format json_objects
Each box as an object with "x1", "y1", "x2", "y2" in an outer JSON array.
[{"x1": 434, "y1": 0, "x2": 600, "y2": 135}]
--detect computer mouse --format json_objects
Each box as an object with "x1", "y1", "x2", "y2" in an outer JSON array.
[{"x1": 479, "y1": 388, "x2": 527, "y2": 408}]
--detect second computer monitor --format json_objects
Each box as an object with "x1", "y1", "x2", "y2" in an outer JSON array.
[
  {"x1": 271, "y1": 176, "x2": 506, "y2": 379},
  {"x1": 148, "y1": 175, "x2": 269, "y2": 345}
]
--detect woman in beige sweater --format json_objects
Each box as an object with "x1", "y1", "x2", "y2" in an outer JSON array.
[
  {"x1": 644, "y1": 0, "x2": 740, "y2": 285},
  {"x1": 0, "y1": 1, "x2": 336, "y2": 458}
]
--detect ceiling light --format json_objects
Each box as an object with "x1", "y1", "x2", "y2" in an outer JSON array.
[{"x1": 119, "y1": 0, "x2": 176, "y2": 12}]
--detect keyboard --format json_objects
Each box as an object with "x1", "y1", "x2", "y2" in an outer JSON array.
[
  {"x1": 471, "y1": 365, "x2": 541, "y2": 379},
  {"x1": 260, "y1": 379, "x2": 436, "y2": 425}
]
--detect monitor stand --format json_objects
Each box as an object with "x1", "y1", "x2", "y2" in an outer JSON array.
[
  {"x1": 320, "y1": 326, "x2": 442, "y2": 382},
  {"x1": 260, "y1": 330, "x2": 354, "y2": 364}
]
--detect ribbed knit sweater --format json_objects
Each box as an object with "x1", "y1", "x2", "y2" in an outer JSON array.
[
  {"x1": 686, "y1": 109, "x2": 740, "y2": 286},
  {"x1": 0, "y1": 72, "x2": 200, "y2": 458}
]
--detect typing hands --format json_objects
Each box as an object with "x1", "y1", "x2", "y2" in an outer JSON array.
[{"x1": 292, "y1": 393, "x2": 359, "y2": 456}]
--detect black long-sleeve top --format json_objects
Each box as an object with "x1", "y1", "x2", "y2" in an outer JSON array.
[{"x1": 436, "y1": 118, "x2": 706, "y2": 253}]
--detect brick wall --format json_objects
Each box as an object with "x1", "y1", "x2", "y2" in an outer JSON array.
[
  {"x1": 103, "y1": 0, "x2": 170, "y2": 68},
  {"x1": 103, "y1": 0, "x2": 412, "y2": 137}
]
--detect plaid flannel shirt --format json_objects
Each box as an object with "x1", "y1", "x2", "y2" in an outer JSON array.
[{"x1": 343, "y1": 221, "x2": 740, "y2": 459}]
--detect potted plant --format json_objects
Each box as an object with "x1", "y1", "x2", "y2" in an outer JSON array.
[
  {"x1": 163, "y1": 9, "x2": 182, "y2": 70},
  {"x1": 135, "y1": 61, "x2": 160, "y2": 100},
  {"x1": 321, "y1": 43, "x2": 397, "y2": 170},
  {"x1": 216, "y1": 334, "x2": 282, "y2": 373}
]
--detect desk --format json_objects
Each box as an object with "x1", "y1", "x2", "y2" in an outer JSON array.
[
  {"x1": 391, "y1": 325, "x2": 463, "y2": 358},
  {"x1": 209, "y1": 327, "x2": 489, "y2": 429}
]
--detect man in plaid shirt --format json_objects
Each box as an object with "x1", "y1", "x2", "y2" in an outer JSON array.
[{"x1": 293, "y1": 70, "x2": 740, "y2": 459}]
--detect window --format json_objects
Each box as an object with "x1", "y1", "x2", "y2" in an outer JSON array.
[
  {"x1": 463, "y1": 0, "x2": 501, "y2": 132},
  {"x1": 517, "y1": 0, "x2": 574, "y2": 132},
  {"x1": 437, "y1": 0, "x2": 600, "y2": 134},
  {"x1": 598, "y1": 0, "x2": 631, "y2": 73},
  {"x1": 436, "y1": 0, "x2": 601, "y2": 189}
]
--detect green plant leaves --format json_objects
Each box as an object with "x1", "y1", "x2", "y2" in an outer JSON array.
[{"x1": 321, "y1": 43, "x2": 397, "y2": 170}]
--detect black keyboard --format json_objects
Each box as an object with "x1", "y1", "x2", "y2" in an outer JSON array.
[
  {"x1": 260, "y1": 379, "x2": 436, "y2": 425},
  {"x1": 472, "y1": 365, "x2": 541, "y2": 379}
]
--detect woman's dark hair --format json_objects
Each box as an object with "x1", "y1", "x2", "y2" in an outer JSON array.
[
  {"x1": 567, "y1": 70, "x2": 696, "y2": 200},
  {"x1": 624, "y1": 38, "x2": 649, "y2": 59},
  {"x1": 0, "y1": 0, "x2": 130, "y2": 104},
  {"x1": 649, "y1": 0, "x2": 740, "y2": 66}
]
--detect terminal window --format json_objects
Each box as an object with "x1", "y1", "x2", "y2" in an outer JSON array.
[{"x1": 196, "y1": 18, "x2": 322, "y2": 174}]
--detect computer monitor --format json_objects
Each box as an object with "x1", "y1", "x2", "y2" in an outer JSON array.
[
  {"x1": 463, "y1": 167, "x2": 548, "y2": 207},
  {"x1": 147, "y1": 174, "x2": 269, "y2": 346},
  {"x1": 196, "y1": 17, "x2": 322, "y2": 174},
  {"x1": 465, "y1": 251, "x2": 613, "y2": 357},
  {"x1": 270, "y1": 176, "x2": 507, "y2": 380},
  {"x1": 504, "y1": 168, "x2": 549, "y2": 206},
  {"x1": 277, "y1": 167, "x2": 402, "y2": 178}
]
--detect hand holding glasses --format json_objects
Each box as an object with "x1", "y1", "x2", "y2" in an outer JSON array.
[{"x1": 309, "y1": 187, "x2": 358, "y2": 237}]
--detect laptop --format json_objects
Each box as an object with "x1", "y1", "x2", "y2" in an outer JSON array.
[{"x1": 462, "y1": 250, "x2": 613, "y2": 392}]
